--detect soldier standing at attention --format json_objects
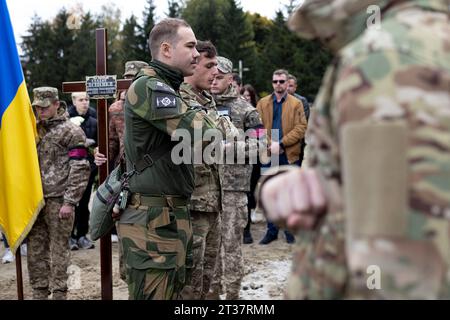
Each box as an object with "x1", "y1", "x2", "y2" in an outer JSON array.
[
  {"x1": 28, "y1": 87, "x2": 90, "y2": 300},
  {"x1": 258, "y1": 0, "x2": 450, "y2": 299},
  {"x1": 178, "y1": 40, "x2": 222, "y2": 300},
  {"x1": 118, "y1": 18, "x2": 220, "y2": 300},
  {"x1": 94, "y1": 60, "x2": 149, "y2": 251},
  {"x1": 207, "y1": 56, "x2": 265, "y2": 300}
]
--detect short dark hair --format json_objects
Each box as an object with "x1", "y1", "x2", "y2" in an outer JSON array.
[
  {"x1": 196, "y1": 40, "x2": 217, "y2": 58},
  {"x1": 149, "y1": 18, "x2": 191, "y2": 58},
  {"x1": 288, "y1": 74, "x2": 298, "y2": 84},
  {"x1": 232, "y1": 73, "x2": 242, "y2": 86},
  {"x1": 273, "y1": 69, "x2": 289, "y2": 79}
]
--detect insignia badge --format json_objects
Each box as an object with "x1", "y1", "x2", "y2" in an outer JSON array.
[
  {"x1": 217, "y1": 106, "x2": 231, "y2": 117},
  {"x1": 156, "y1": 95, "x2": 177, "y2": 108},
  {"x1": 156, "y1": 81, "x2": 175, "y2": 94}
]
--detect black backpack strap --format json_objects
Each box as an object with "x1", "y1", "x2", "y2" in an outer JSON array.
[{"x1": 133, "y1": 141, "x2": 177, "y2": 174}]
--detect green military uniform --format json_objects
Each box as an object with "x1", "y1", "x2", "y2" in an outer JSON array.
[
  {"x1": 118, "y1": 60, "x2": 218, "y2": 300},
  {"x1": 280, "y1": 0, "x2": 450, "y2": 299}
]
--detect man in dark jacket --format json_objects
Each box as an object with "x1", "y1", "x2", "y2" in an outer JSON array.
[{"x1": 67, "y1": 92, "x2": 97, "y2": 250}]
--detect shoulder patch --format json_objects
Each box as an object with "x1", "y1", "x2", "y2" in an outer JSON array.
[
  {"x1": 148, "y1": 79, "x2": 176, "y2": 94},
  {"x1": 155, "y1": 94, "x2": 177, "y2": 109}
]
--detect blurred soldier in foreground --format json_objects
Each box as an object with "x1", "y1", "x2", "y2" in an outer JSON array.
[{"x1": 258, "y1": 0, "x2": 450, "y2": 299}]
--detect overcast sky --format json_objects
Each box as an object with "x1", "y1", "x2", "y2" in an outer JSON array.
[{"x1": 6, "y1": 0, "x2": 296, "y2": 46}]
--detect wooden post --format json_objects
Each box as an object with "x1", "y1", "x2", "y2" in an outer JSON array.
[{"x1": 15, "y1": 250, "x2": 23, "y2": 300}]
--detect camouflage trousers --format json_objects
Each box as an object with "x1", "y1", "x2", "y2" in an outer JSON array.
[
  {"x1": 27, "y1": 197, "x2": 74, "y2": 299},
  {"x1": 180, "y1": 210, "x2": 221, "y2": 300},
  {"x1": 118, "y1": 204, "x2": 193, "y2": 300},
  {"x1": 209, "y1": 191, "x2": 248, "y2": 300}
]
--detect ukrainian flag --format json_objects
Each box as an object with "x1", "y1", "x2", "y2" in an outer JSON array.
[{"x1": 0, "y1": 0, "x2": 44, "y2": 254}]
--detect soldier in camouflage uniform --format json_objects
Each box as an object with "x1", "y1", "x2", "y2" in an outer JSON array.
[
  {"x1": 178, "y1": 40, "x2": 222, "y2": 300},
  {"x1": 28, "y1": 87, "x2": 90, "y2": 300},
  {"x1": 208, "y1": 56, "x2": 265, "y2": 300},
  {"x1": 94, "y1": 60, "x2": 149, "y2": 280},
  {"x1": 258, "y1": 0, "x2": 450, "y2": 299},
  {"x1": 117, "y1": 18, "x2": 221, "y2": 300}
]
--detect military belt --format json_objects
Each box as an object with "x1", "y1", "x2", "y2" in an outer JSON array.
[{"x1": 129, "y1": 193, "x2": 189, "y2": 209}]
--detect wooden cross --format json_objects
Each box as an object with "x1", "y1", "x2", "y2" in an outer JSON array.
[{"x1": 62, "y1": 28, "x2": 132, "y2": 300}]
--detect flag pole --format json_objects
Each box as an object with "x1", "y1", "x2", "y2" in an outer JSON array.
[{"x1": 15, "y1": 249, "x2": 24, "y2": 300}]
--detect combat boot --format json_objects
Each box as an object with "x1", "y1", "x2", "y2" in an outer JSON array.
[
  {"x1": 32, "y1": 288, "x2": 50, "y2": 300},
  {"x1": 52, "y1": 289, "x2": 67, "y2": 300}
]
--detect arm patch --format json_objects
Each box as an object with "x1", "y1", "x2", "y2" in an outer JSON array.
[{"x1": 147, "y1": 79, "x2": 181, "y2": 119}]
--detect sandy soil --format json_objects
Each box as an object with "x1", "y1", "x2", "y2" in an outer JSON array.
[{"x1": 0, "y1": 216, "x2": 294, "y2": 300}]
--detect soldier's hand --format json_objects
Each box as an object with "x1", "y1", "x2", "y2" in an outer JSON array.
[
  {"x1": 261, "y1": 168, "x2": 326, "y2": 231},
  {"x1": 94, "y1": 149, "x2": 107, "y2": 166},
  {"x1": 59, "y1": 204, "x2": 75, "y2": 219}
]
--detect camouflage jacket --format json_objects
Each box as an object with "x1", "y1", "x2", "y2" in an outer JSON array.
[
  {"x1": 180, "y1": 82, "x2": 221, "y2": 212},
  {"x1": 285, "y1": 0, "x2": 450, "y2": 299},
  {"x1": 108, "y1": 99, "x2": 125, "y2": 167},
  {"x1": 214, "y1": 87, "x2": 265, "y2": 192},
  {"x1": 123, "y1": 61, "x2": 218, "y2": 199},
  {"x1": 37, "y1": 106, "x2": 90, "y2": 206}
]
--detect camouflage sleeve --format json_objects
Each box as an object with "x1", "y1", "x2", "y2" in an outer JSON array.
[
  {"x1": 335, "y1": 48, "x2": 450, "y2": 224},
  {"x1": 281, "y1": 100, "x2": 307, "y2": 147},
  {"x1": 64, "y1": 125, "x2": 91, "y2": 206},
  {"x1": 239, "y1": 107, "x2": 266, "y2": 159},
  {"x1": 127, "y1": 77, "x2": 219, "y2": 146},
  {"x1": 108, "y1": 107, "x2": 121, "y2": 164}
]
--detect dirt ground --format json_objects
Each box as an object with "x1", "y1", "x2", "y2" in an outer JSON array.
[{"x1": 0, "y1": 216, "x2": 295, "y2": 300}]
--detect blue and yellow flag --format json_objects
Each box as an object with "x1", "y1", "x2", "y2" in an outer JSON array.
[{"x1": 0, "y1": 0, "x2": 44, "y2": 254}]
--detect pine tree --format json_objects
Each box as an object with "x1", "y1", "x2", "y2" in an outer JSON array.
[
  {"x1": 96, "y1": 4, "x2": 122, "y2": 76},
  {"x1": 167, "y1": 0, "x2": 184, "y2": 18},
  {"x1": 183, "y1": 0, "x2": 226, "y2": 44},
  {"x1": 217, "y1": 0, "x2": 256, "y2": 83},
  {"x1": 67, "y1": 12, "x2": 98, "y2": 83},
  {"x1": 138, "y1": 0, "x2": 156, "y2": 61},
  {"x1": 50, "y1": 9, "x2": 75, "y2": 88},
  {"x1": 21, "y1": 15, "x2": 54, "y2": 93},
  {"x1": 119, "y1": 15, "x2": 143, "y2": 65}
]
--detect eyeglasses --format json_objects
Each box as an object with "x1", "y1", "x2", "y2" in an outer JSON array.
[{"x1": 272, "y1": 80, "x2": 286, "y2": 84}]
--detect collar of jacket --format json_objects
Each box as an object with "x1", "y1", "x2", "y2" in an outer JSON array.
[
  {"x1": 37, "y1": 104, "x2": 69, "y2": 130},
  {"x1": 287, "y1": 0, "x2": 448, "y2": 52},
  {"x1": 213, "y1": 85, "x2": 238, "y2": 104},
  {"x1": 180, "y1": 82, "x2": 215, "y2": 109},
  {"x1": 148, "y1": 60, "x2": 184, "y2": 91}
]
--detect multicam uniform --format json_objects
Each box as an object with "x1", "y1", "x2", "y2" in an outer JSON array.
[
  {"x1": 28, "y1": 89, "x2": 90, "y2": 300},
  {"x1": 275, "y1": 0, "x2": 450, "y2": 299},
  {"x1": 178, "y1": 83, "x2": 222, "y2": 300},
  {"x1": 118, "y1": 61, "x2": 219, "y2": 300},
  {"x1": 210, "y1": 86, "x2": 265, "y2": 300}
]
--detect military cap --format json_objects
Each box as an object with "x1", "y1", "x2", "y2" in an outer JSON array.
[
  {"x1": 217, "y1": 56, "x2": 233, "y2": 74},
  {"x1": 123, "y1": 60, "x2": 149, "y2": 77},
  {"x1": 32, "y1": 87, "x2": 59, "y2": 108}
]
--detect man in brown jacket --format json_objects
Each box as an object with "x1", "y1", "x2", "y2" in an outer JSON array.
[{"x1": 256, "y1": 69, "x2": 307, "y2": 244}]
